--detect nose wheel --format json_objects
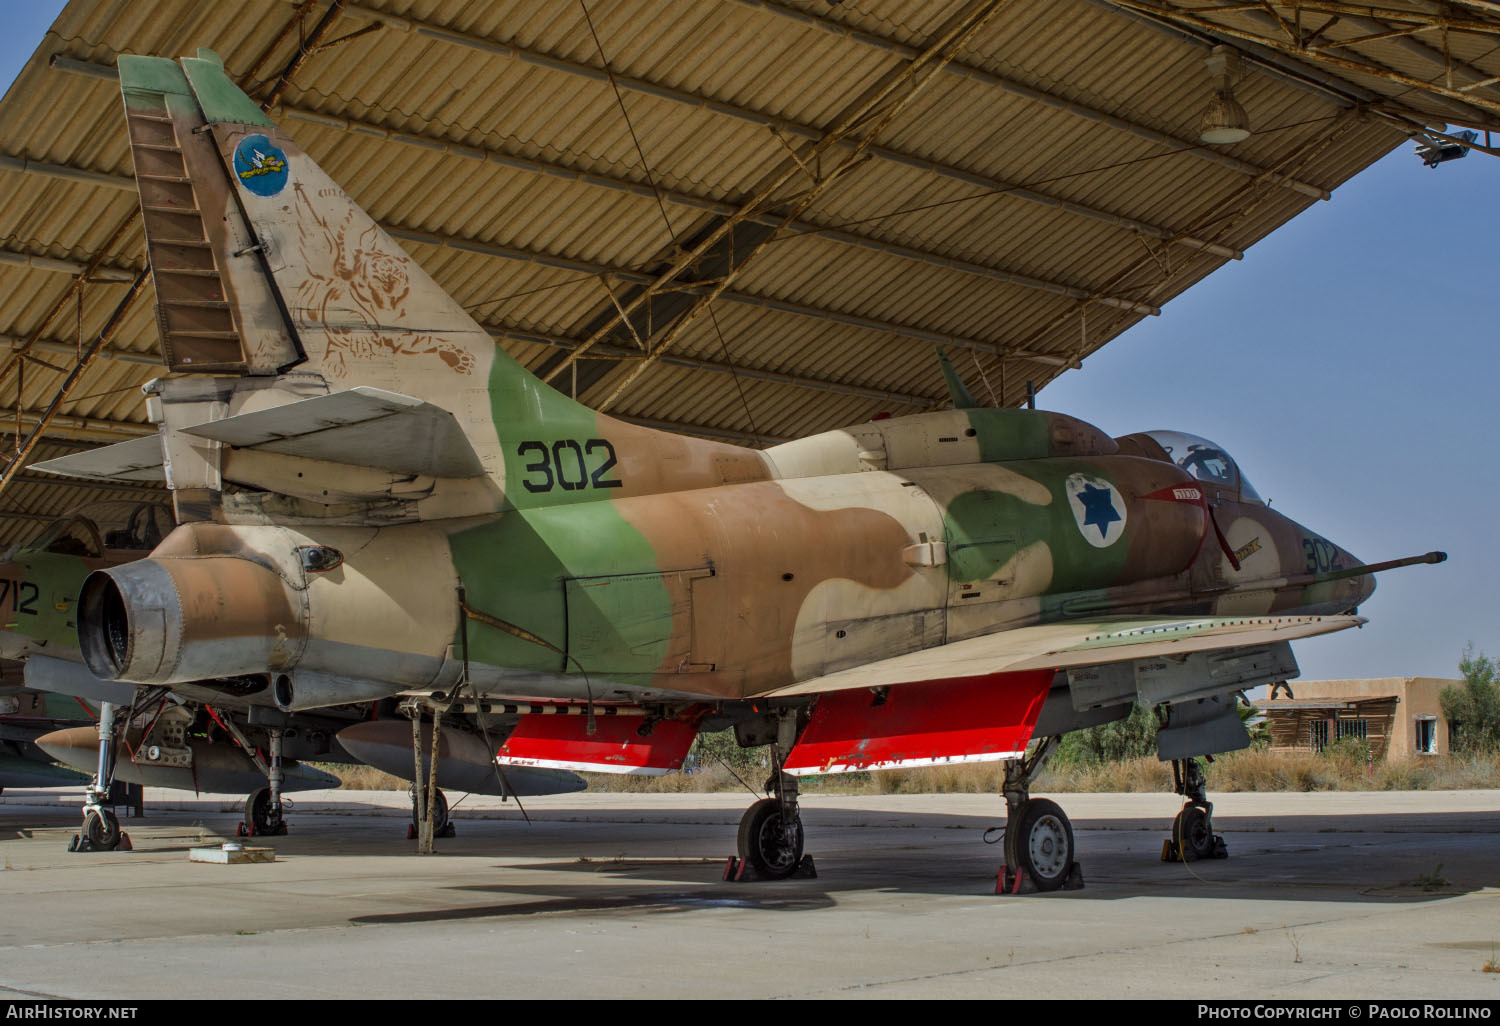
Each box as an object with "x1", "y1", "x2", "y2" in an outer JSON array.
[
  {"x1": 69, "y1": 700, "x2": 130, "y2": 853},
  {"x1": 69, "y1": 807, "x2": 124, "y2": 853},
  {"x1": 1162, "y1": 759, "x2": 1228, "y2": 862}
]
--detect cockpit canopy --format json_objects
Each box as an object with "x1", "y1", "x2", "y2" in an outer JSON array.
[
  {"x1": 3, "y1": 501, "x2": 174, "y2": 561},
  {"x1": 1116, "y1": 430, "x2": 1262, "y2": 504}
]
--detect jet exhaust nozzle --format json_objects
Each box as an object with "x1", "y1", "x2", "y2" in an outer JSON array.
[{"x1": 79, "y1": 556, "x2": 305, "y2": 685}]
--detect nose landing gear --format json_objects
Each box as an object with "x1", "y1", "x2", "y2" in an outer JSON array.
[
  {"x1": 68, "y1": 701, "x2": 129, "y2": 853},
  {"x1": 1162, "y1": 757, "x2": 1227, "y2": 862}
]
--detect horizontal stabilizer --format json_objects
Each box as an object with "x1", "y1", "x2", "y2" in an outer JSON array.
[
  {"x1": 766, "y1": 614, "x2": 1363, "y2": 697},
  {"x1": 182, "y1": 387, "x2": 484, "y2": 478},
  {"x1": 496, "y1": 714, "x2": 698, "y2": 775},
  {"x1": 783, "y1": 670, "x2": 1053, "y2": 776},
  {"x1": 29, "y1": 434, "x2": 165, "y2": 483}
]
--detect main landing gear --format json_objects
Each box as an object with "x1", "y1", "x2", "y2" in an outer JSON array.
[
  {"x1": 227, "y1": 724, "x2": 288, "y2": 838},
  {"x1": 68, "y1": 701, "x2": 129, "y2": 853},
  {"x1": 996, "y1": 737, "x2": 1083, "y2": 893},
  {"x1": 728, "y1": 710, "x2": 815, "y2": 881},
  {"x1": 1162, "y1": 757, "x2": 1227, "y2": 862},
  {"x1": 406, "y1": 786, "x2": 455, "y2": 840}
]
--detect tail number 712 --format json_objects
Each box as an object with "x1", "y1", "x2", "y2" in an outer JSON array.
[{"x1": 516, "y1": 439, "x2": 623, "y2": 493}]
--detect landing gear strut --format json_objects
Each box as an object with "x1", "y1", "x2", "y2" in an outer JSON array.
[
  {"x1": 225, "y1": 723, "x2": 288, "y2": 838},
  {"x1": 997, "y1": 737, "x2": 1083, "y2": 893},
  {"x1": 1163, "y1": 758, "x2": 1227, "y2": 862},
  {"x1": 407, "y1": 786, "x2": 454, "y2": 840},
  {"x1": 730, "y1": 710, "x2": 814, "y2": 881},
  {"x1": 240, "y1": 730, "x2": 289, "y2": 837},
  {"x1": 69, "y1": 701, "x2": 126, "y2": 852}
]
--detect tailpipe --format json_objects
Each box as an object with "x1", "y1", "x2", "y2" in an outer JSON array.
[{"x1": 79, "y1": 556, "x2": 305, "y2": 685}]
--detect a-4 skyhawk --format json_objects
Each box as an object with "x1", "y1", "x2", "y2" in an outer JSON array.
[{"x1": 34, "y1": 50, "x2": 1441, "y2": 888}]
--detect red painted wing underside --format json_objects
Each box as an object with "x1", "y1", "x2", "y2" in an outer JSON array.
[
  {"x1": 783, "y1": 669, "x2": 1055, "y2": 776},
  {"x1": 495, "y1": 715, "x2": 699, "y2": 775}
]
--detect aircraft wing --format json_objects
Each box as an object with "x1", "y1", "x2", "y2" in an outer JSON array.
[{"x1": 764, "y1": 613, "x2": 1363, "y2": 697}]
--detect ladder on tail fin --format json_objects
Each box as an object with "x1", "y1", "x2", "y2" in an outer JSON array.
[{"x1": 124, "y1": 101, "x2": 242, "y2": 371}]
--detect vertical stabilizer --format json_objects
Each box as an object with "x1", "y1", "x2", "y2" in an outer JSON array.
[
  {"x1": 117, "y1": 51, "x2": 772, "y2": 512},
  {"x1": 119, "y1": 52, "x2": 299, "y2": 374}
]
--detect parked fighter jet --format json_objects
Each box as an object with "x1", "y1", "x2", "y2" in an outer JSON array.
[
  {"x1": 4, "y1": 503, "x2": 581, "y2": 848},
  {"x1": 0, "y1": 501, "x2": 348, "y2": 845},
  {"x1": 35, "y1": 50, "x2": 1440, "y2": 887},
  {"x1": 0, "y1": 686, "x2": 90, "y2": 791}
]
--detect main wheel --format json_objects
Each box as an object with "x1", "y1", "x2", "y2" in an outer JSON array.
[
  {"x1": 245, "y1": 788, "x2": 286, "y2": 836},
  {"x1": 410, "y1": 786, "x2": 449, "y2": 835},
  {"x1": 83, "y1": 808, "x2": 121, "y2": 851},
  {"x1": 1173, "y1": 804, "x2": 1215, "y2": 861},
  {"x1": 736, "y1": 797, "x2": 804, "y2": 880},
  {"x1": 1014, "y1": 798, "x2": 1074, "y2": 891}
]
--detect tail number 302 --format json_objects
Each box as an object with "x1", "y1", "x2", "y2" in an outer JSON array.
[{"x1": 516, "y1": 439, "x2": 623, "y2": 493}]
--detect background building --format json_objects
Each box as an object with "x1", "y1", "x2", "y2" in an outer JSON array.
[{"x1": 1259, "y1": 678, "x2": 1458, "y2": 760}]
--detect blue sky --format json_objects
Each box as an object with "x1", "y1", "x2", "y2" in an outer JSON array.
[
  {"x1": 2, "y1": 3, "x2": 1491, "y2": 683},
  {"x1": 1042, "y1": 145, "x2": 1497, "y2": 683}
]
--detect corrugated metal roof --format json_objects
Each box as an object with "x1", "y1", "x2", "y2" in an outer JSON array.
[{"x1": 1, "y1": 0, "x2": 1493, "y2": 533}]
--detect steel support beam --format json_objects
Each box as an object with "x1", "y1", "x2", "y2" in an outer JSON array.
[
  {"x1": 5, "y1": 337, "x2": 161, "y2": 367},
  {"x1": 0, "y1": 249, "x2": 136, "y2": 282},
  {"x1": 590, "y1": 1, "x2": 1024, "y2": 411},
  {"x1": 0, "y1": 153, "x2": 136, "y2": 193},
  {"x1": 1200, "y1": 3, "x2": 1500, "y2": 36},
  {"x1": 489, "y1": 325, "x2": 938, "y2": 408},
  {"x1": 51, "y1": 56, "x2": 1186, "y2": 307},
  {"x1": 735, "y1": 0, "x2": 1331, "y2": 200},
  {"x1": 0, "y1": 204, "x2": 1073, "y2": 375},
  {"x1": 298, "y1": 1, "x2": 1330, "y2": 203},
  {"x1": 1111, "y1": 0, "x2": 1500, "y2": 121},
  {"x1": 4, "y1": 408, "x2": 153, "y2": 441},
  {"x1": 387, "y1": 231, "x2": 1078, "y2": 368},
  {"x1": 612, "y1": 414, "x2": 788, "y2": 446}
]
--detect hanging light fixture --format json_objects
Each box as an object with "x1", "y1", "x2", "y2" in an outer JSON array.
[{"x1": 1199, "y1": 45, "x2": 1251, "y2": 145}]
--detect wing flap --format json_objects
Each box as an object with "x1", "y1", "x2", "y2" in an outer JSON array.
[
  {"x1": 765, "y1": 614, "x2": 1363, "y2": 697},
  {"x1": 181, "y1": 386, "x2": 483, "y2": 478},
  {"x1": 29, "y1": 435, "x2": 165, "y2": 483},
  {"x1": 495, "y1": 714, "x2": 699, "y2": 775},
  {"x1": 783, "y1": 670, "x2": 1053, "y2": 776}
]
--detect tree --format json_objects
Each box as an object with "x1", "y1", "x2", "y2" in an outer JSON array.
[
  {"x1": 1055, "y1": 702, "x2": 1160, "y2": 765},
  {"x1": 1440, "y1": 645, "x2": 1500, "y2": 754}
]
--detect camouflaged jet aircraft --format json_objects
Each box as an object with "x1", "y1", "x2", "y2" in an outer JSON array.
[
  {"x1": 0, "y1": 501, "x2": 349, "y2": 847},
  {"x1": 34, "y1": 50, "x2": 1441, "y2": 888},
  {"x1": 4, "y1": 502, "x2": 582, "y2": 850}
]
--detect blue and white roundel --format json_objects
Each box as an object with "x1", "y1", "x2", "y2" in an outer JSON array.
[
  {"x1": 232, "y1": 134, "x2": 289, "y2": 197},
  {"x1": 1064, "y1": 473, "x2": 1126, "y2": 548}
]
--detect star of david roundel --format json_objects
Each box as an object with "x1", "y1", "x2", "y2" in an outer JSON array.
[{"x1": 1064, "y1": 473, "x2": 1126, "y2": 548}]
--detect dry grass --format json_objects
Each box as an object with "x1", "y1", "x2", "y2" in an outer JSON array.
[
  {"x1": 318, "y1": 751, "x2": 1500, "y2": 795},
  {"x1": 318, "y1": 763, "x2": 408, "y2": 791}
]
